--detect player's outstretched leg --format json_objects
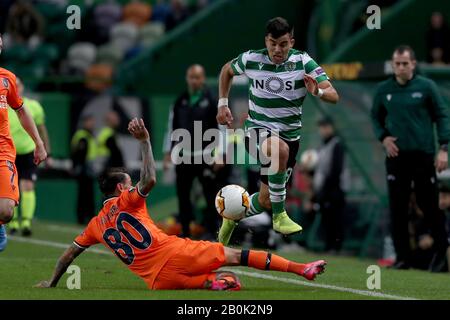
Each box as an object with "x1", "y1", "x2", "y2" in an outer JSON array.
[{"x1": 224, "y1": 247, "x2": 326, "y2": 281}]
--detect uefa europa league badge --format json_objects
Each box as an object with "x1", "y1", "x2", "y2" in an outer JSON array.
[
  {"x1": 2, "y1": 78, "x2": 8, "y2": 88},
  {"x1": 285, "y1": 62, "x2": 296, "y2": 72}
]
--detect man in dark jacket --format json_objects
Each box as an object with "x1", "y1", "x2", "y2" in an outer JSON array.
[
  {"x1": 371, "y1": 45, "x2": 450, "y2": 271},
  {"x1": 313, "y1": 118, "x2": 347, "y2": 252},
  {"x1": 163, "y1": 64, "x2": 222, "y2": 239}
]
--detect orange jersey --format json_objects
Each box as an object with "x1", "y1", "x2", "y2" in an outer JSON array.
[
  {"x1": 74, "y1": 186, "x2": 187, "y2": 289},
  {"x1": 0, "y1": 68, "x2": 23, "y2": 162}
]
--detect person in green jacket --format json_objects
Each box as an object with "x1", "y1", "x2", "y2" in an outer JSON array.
[
  {"x1": 371, "y1": 45, "x2": 450, "y2": 272},
  {"x1": 8, "y1": 78, "x2": 52, "y2": 236}
]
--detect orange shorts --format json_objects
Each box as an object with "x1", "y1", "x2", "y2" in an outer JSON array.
[
  {"x1": 0, "y1": 160, "x2": 19, "y2": 204},
  {"x1": 152, "y1": 239, "x2": 226, "y2": 290}
]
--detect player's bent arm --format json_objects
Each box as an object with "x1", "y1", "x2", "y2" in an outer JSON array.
[
  {"x1": 318, "y1": 80, "x2": 339, "y2": 104},
  {"x1": 37, "y1": 124, "x2": 51, "y2": 155},
  {"x1": 217, "y1": 62, "x2": 235, "y2": 127},
  {"x1": 138, "y1": 139, "x2": 157, "y2": 196},
  {"x1": 219, "y1": 62, "x2": 235, "y2": 99},
  {"x1": 36, "y1": 244, "x2": 85, "y2": 288},
  {"x1": 16, "y1": 106, "x2": 45, "y2": 148}
]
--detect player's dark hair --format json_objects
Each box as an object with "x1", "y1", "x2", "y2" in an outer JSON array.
[
  {"x1": 265, "y1": 17, "x2": 293, "y2": 39},
  {"x1": 98, "y1": 168, "x2": 128, "y2": 196},
  {"x1": 393, "y1": 45, "x2": 416, "y2": 60}
]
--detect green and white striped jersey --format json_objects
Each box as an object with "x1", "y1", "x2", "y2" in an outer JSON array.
[{"x1": 231, "y1": 48, "x2": 329, "y2": 141}]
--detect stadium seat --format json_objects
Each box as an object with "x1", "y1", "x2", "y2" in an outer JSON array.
[
  {"x1": 110, "y1": 22, "x2": 139, "y2": 53},
  {"x1": 96, "y1": 43, "x2": 124, "y2": 65},
  {"x1": 139, "y1": 22, "x2": 165, "y2": 48},
  {"x1": 1, "y1": 44, "x2": 31, "y2": 63},
  {"x1": 34, "y1": 44, "x2": 59, "y2": 62},
  {"x1": 67, "y1": 42, "x2": 97, "y2": 73},
  {"x1": 122, "y1": 0, "x2": 152, "y2": 27},
  {"x1": 93, "y1": 0, "x2": 123, "y2": 32}
]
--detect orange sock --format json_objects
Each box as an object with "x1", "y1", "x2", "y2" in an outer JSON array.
[{"x1": 242, "y1": 250, "x2": 305, "y2": 275}]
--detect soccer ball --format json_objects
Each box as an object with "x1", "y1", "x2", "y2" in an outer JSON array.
[{"x1": 215, "y1": 185, "x2": 250, "y2": 221}]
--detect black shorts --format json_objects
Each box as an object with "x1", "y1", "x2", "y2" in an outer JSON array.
[
  {"x1": 15, "y1": 152, "x2": 38, "y2": 182},
  {"x1": 244, "y1": 128, "x2": 299, "y2": 185}
]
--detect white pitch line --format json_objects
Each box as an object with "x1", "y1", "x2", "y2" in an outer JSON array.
[
  {"x1": 9, "y1": 236, "x2": 111, "y2": 255},
  {"x1": 226, "y1": 269, "x2": 419, "y2": 300},
  {"x1": 42, "y1": 224, "x2": 84, "y2": 234},
  {"x1": 9, "y1": 236, "x2": 419, "y2": 300}
]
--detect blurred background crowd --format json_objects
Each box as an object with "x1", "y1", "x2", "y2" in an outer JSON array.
[{"x1": 0, "y1": 0, "x2": 449, "y2": 273}]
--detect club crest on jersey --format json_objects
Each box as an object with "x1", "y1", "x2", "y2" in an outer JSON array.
[
  {"x1": 386, "y1": 94, "x2": 392, "y2": 101},
  {"x1": 412, "y1": 92, "x2": 423, "y2": 99},
  {"x1": 2, "y1": 78, "x2": 8, "y2": 88},
  {"x1": 285, "y1": 62, "x2": 296, "y2": 72},
  {"x1": 258, "y1": 62, "x2": 264, "y2": 70}
]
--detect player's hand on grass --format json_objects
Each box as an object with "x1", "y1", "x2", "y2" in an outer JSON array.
[
  {"x1": 304, "y1": 74, "x2": 319, "y2": 96},
  {"x1": 34, "y1": 142, "x2": 47, "y2": 165},
  {"x1": 217, "y1": 106, "x2": 233, "y2": 128},
  {"x1": 382, "y1": 136, "x2": 399, "y2": 158},
  {"x1": 34, "y1": 280, "x2": 53, "y2": 288},
  {"x1": 435, "y1": 149, "x2": 448, "y2": 173},
  {"x1": 128, "y1": 118, "x2": 150, "y2": 141}
]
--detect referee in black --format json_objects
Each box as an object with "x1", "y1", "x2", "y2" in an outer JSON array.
[
  {"x1": 371, "y1": 45, "x2": 450, "y2": 271},
  {"x1": 163, "y1": 64, "x2": 224, "y2": 239}
]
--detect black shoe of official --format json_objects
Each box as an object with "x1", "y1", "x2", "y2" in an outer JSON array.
[
  {"x1": 389, "y1": 260, "x2": 411, "y2": 270},
  {"x1": 22, "y1": 228, "x2": 32, "y2": 237}
]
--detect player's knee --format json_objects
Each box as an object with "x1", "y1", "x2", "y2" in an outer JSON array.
[
  {"x1": 20, "y1": 180, "x2": 34, "y2": 191},
  {"x1": 278, "y1": 142, "x2": 290, "y2": 162},
  {"x1": 0, "y1": 202, "x2": 14, "y2": 223}
]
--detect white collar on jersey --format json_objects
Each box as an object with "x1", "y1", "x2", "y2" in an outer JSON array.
[{"x1": 103, "y1": 197, "x2": 118, "y2": 206}]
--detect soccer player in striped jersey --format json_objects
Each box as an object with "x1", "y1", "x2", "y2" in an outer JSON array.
[{"x1": 216, "y1": 17, "x2": 339, "y2": 245}]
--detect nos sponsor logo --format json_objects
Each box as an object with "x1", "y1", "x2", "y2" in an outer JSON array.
[{"x1": 255, "y1": 77, "x2": 294, "y2": 94}]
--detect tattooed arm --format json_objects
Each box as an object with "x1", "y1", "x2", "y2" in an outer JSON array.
[
  {"x1": 35, "y1": 244, "x2": 85, "y2": 288},
  {"x1": 128, "y1": 118, "x2": 156, "y2": 195}
]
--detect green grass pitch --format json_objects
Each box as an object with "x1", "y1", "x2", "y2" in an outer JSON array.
[{"x1": 0, "y1": 221, "x2": 449, "y2": 300}]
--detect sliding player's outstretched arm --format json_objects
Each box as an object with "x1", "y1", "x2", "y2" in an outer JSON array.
[
  {"x1": 128, "y1": 118, "x2": 156, "y2": 195},
  {"x1": 217, "y1": 62, "x2": 235, "y2": 128},
  {"x1": 35, "y1": 244, "x2": 85, "y2": 288}
]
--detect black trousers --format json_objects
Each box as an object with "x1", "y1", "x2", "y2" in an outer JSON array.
[
  {"x1": 320, "y1": 194, "x2": 345, "y2": 252},
  {"x1": 175, "y1": 164, "x2": 220, "y2": 237},
  {"x1": 386, "y1": 152, "x2": 449, "y2": 264}
]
